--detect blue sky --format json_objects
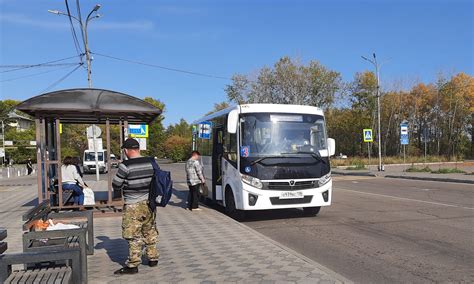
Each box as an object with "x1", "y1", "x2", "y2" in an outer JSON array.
[{"x1": 1, "y1": 0, "x2": 472, "y2": 126}]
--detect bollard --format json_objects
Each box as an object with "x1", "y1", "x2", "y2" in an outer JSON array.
[{"x1": 7, "y1": 168, "x2": 10, "y2": 178}]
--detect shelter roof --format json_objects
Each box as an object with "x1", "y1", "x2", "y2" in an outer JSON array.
[{"x1": 16, "y1": 88, "x2": 161, "y2": 124}]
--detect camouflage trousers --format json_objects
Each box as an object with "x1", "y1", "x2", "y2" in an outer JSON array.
[{"x1": 122, "y1": 201, "x2": 159, "y2": 268}]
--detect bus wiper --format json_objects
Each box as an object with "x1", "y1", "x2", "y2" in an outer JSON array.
[
  {"x1": 250, "y1": 156, "x2": 280, "y2": 166},
  {"x1": 281, "y1": 151, "x2": 326, "y2": 163}
]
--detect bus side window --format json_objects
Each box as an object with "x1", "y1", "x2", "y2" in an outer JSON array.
[{"x1": 225, "y1": 132, "x2": 237, "y2": 166}]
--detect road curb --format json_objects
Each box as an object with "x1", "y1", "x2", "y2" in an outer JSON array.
[
  {"x1": 227, "y1": 215, "x2": 353, "y2": 283},
  {"x1": 332, "y1": 171, "x2": 377, "y2": 177},
  {"x1": 384, "y1": 175, "x2": 474, "y2": 184}
]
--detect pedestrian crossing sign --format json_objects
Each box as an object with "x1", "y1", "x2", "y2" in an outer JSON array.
[{"x1": 363, "y1": 129, "x2": 373, "y2": 142}]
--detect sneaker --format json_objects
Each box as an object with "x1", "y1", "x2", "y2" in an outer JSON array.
[
  {"x1": 193, "y1": 208, "x2": 202, "y2": 211},
  {"x1": 114, "y1": 266, "x2": 138, "y2": 275},
  {"x1": 149, "y1": 260, "x2": 159, "y2": 267}
]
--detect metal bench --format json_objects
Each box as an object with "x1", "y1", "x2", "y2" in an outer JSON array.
[
  {"x1": 0, "y1": 228, "x2": 83, "y2": 284},
  {"x1": 22, "y1": 200, "x2": 94, "y2": 255},
  {"x1": 21, "y1": 201, "x2": 94, "y2": 281}
]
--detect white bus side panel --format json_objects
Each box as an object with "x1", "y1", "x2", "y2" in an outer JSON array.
[
  {"x1": 200, "y1": 155, "x2": 223, "y2": 201},
  {"x1": 222, "y1": 158, "x2": 244, "y2": 209}
]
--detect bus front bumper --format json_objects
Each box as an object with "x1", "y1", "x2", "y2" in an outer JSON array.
[{"x1": 240, "y1": 180, "x2": 332, "y2": 210}]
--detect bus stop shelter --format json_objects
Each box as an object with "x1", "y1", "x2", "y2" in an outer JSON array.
[{"x1": 16, "y1": 88, "x2": 161, "y2": 210}]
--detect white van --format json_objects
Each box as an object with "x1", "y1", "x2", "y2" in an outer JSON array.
[{"x1": 83, "y1": 150, "x2": 108, "y2": 174}]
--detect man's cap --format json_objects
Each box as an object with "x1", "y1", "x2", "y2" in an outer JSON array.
[{"x1": 121, "y1": 138, "x2": 140, "y2": 149}]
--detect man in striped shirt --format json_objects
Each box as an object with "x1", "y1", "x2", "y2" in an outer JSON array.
[{"x1": 112, "y1": 138, "x2": 159, "y2": 275}]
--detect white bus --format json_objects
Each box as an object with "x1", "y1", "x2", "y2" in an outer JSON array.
[{"x1": 193, "y1": 104, "x2": 335, "y2": 218}]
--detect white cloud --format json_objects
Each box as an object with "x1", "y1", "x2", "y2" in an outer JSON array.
[
  {"x1": 0, "y1": 12, "x2": 153, "y2": 31},
  {"x1": 91, "y1": 20, "x2": 154, "y2": 31}
]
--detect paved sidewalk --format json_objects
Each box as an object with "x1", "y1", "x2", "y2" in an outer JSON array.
[{"x1": 0, "y1": 177, "x2": 349, "y2": 283}]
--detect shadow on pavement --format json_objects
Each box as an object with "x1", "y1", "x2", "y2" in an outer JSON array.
[
  {"x1": 95, "y1": 236, "x2": 128, "y2": 266},
  {"x1": 166, "y1": 188, "x2": 188, "y2": 209},
  {"x1": 22, "y1": 198, "x2": 39, "y2": 207},
  {"x1": 238, "y1": 208, "x2": 311, "y2": 222}
]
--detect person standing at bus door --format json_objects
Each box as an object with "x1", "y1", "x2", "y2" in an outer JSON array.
[
  {"x1": 185, "y1": 151, "x2": 205, "y2": 211},
  {"x1": 112, "y1": 138, "x2": 159, "y2": 275},
  {"x1": 26, "y1": 158, "x2": 33, "y2": 175},
  {"x1": 61, "y1": 156, "x2": 85, "y2": 208}
]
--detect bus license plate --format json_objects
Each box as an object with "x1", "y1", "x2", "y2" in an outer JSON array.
[{"x1": 280, "y1": 191, "x2": 303, "y2": 199}]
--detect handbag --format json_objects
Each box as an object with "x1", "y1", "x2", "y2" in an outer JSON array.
[{"x1": 199, "y1": 183, "x2": 209, "y2": 196}]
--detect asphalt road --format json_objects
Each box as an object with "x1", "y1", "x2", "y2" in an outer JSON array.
[
  {"x1": 2, "y1": 164, "x2": 473, "y2": 283},
  {"x1": 242, "y1": 176, "x2": 474, "y2": 283}
]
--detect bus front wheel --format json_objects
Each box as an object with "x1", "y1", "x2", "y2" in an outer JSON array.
[
  {"x1": 225, "y1": 188, "x2": 245, "y2": 221},
  {"x1": 303, "y1": 206, "x2": 321, "y2": 216}
]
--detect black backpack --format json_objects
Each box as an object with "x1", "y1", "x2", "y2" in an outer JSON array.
[{"x1": 148, "y1": 158, "x2": 173, "y2": 208}]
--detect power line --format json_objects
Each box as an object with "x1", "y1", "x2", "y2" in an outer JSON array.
[
  {"x1": 65, "y1": 0, "x2": 84, "y2": 61},
  {"x1": 92, "y1": 52, "x2": 232, "y2": 81},
  {"x1": 40, "y1": 63, "x2": 83, "y2": 94},
  {"x1": 0, "y1": 63, "x2": 79, "y2": 69},
  {"x1": 76, "y1": 0, "x2": 86, "y2": 49},
  {"x1": 0, "y1": 64, "x2": 82, "y2": 83},
  {"x1": 0, "y1": 55, "x2": 80, "y2": 73}
]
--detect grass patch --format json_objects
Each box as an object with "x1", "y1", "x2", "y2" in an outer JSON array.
[
  {"x1": 345, "y1": 164, "x2": 367, "y2": 170},
  {"x1": 331, "y1": 155, "x2": 454, "y2": 167},
  {"x1": 430, "y1": 168, "x2": 466, "y2": 174},
  {"x1": 405, "y1": 166, "x2": 432, "y2": 173}
]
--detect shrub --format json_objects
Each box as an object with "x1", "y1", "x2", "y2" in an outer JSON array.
[{"x1": 163, "y1": 135, "x2": 191, "y2": 162}]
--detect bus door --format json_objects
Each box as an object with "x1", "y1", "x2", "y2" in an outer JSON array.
[{"x1": 212, "y1": 126, "x2": 224, "y2": 201}]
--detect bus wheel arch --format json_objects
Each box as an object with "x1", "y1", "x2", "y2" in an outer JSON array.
[{"x1": 224, "y1": 185, "x2": 245, "y2": 220}]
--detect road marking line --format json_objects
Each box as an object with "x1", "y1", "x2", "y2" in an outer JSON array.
[{"x1": 337, "y1": 187, "x2": 474, "y2": 210}]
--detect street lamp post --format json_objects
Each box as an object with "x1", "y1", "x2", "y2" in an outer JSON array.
[
  {"x1": 48, "y1": 4, "x2": 102, "y2": 181},
  {"x1": 362, "y1": 53, "x2": 384, "y2": 171}
]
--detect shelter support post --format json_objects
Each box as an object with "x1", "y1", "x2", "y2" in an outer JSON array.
[
  {"x1": 42, "y1": 119, "x2": 50, "y2": 202},
  {"x1": 106, "y1": 119, "x2": 112, "y2": 204},
  {"x1": 119, "y1": 120, "x2": 123, "y2": 161},
  {"x1": 124, "y1": 120, "x2": 129, "y2": 139},
  {"x1": 55, "y1": 118, "x2": 63, "y2": 209},
  {"x1": 35, "y1": 118, "x2": 43, "y2": 203}
]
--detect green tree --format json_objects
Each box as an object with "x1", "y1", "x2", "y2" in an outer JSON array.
[
  {"x1": 225, "y1": 56, "x2": 342, "y2": 109},
  {"x1": 167, "y1": 119, "x2": 192, "y2": 138},
  {"x1": 144, "y1": 97, "x2": 166, "y2": 158},
  {"x1": 205, "y1": 101, "x2": 230, "y2": 115},
  {"x1": 163, "y1": 135, "x2": 191, "y2": 162}
]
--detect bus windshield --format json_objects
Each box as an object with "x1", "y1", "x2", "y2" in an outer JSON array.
[{"x1": 241, "y1": 113, "x2": 327, "y2": 157}]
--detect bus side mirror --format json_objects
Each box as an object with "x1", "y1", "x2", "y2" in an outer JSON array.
[
  {"x1": 327, "y1": 138, "x2": 336, "y2": 156},
  {"x1": 227, "y1": 110, "x2": 239, "y2": 134}
]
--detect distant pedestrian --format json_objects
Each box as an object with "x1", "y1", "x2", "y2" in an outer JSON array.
[
  {"x1": 185, "y1": 151, "x2": 205, "y2": 211},
  {"x1": 112, "y1": 138, "x2": 159, "y2": 275},
  {"x1": 61, "y1": 156, "x2": 85, "y2": 207},
  {"x1": 26, "y1": 158, "x2": 33, "y2": 175}
]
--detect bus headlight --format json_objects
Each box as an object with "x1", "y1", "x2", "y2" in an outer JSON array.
[
  {"x1": 318, "y1": 173, "x2": 331, "y2": 187},
  {"x1": 242, "y1": 174, "x2": 263, "y2": 189}
]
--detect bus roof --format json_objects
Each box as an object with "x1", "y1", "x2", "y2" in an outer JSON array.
[{"x1": 193, "y1": 104, "x2": 324, "y2": 124}]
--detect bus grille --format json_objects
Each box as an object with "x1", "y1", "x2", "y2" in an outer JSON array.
[
  {"x1": 264, "y1": 180, "x2": 317, "y2": 191},
  {"x1": 270, "y1": 196, "x2": 313, "y2": 205}
]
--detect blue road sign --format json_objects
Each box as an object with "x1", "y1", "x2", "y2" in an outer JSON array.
[
  {"x1": 400, "y1": 121, "x2": 409, "y2": 145},
  {"x1": 129, "y1": 124, "x2": 148, "y2": 138},
  {"x1": 198, "y1": 121, "x2": 212, "y2": 139}
]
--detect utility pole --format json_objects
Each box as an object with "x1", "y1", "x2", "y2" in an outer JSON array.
[
  {"x1": 362, "y1": 53, "x2": 385, "y2": 171},
  {"x1": 48, "y1": 3, "x2": 102, "y2": 180},
  {"x1": 1, "y1": 120, "x2": 4, "y2": 167}
]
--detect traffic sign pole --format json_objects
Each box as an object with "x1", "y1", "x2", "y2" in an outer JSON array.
[
  {"x1": 93, "y1": 124, "x2": 100, "y2": 181},
  {"x1": 368, "y1": 142, "x2": 371, "y2": 169}
]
